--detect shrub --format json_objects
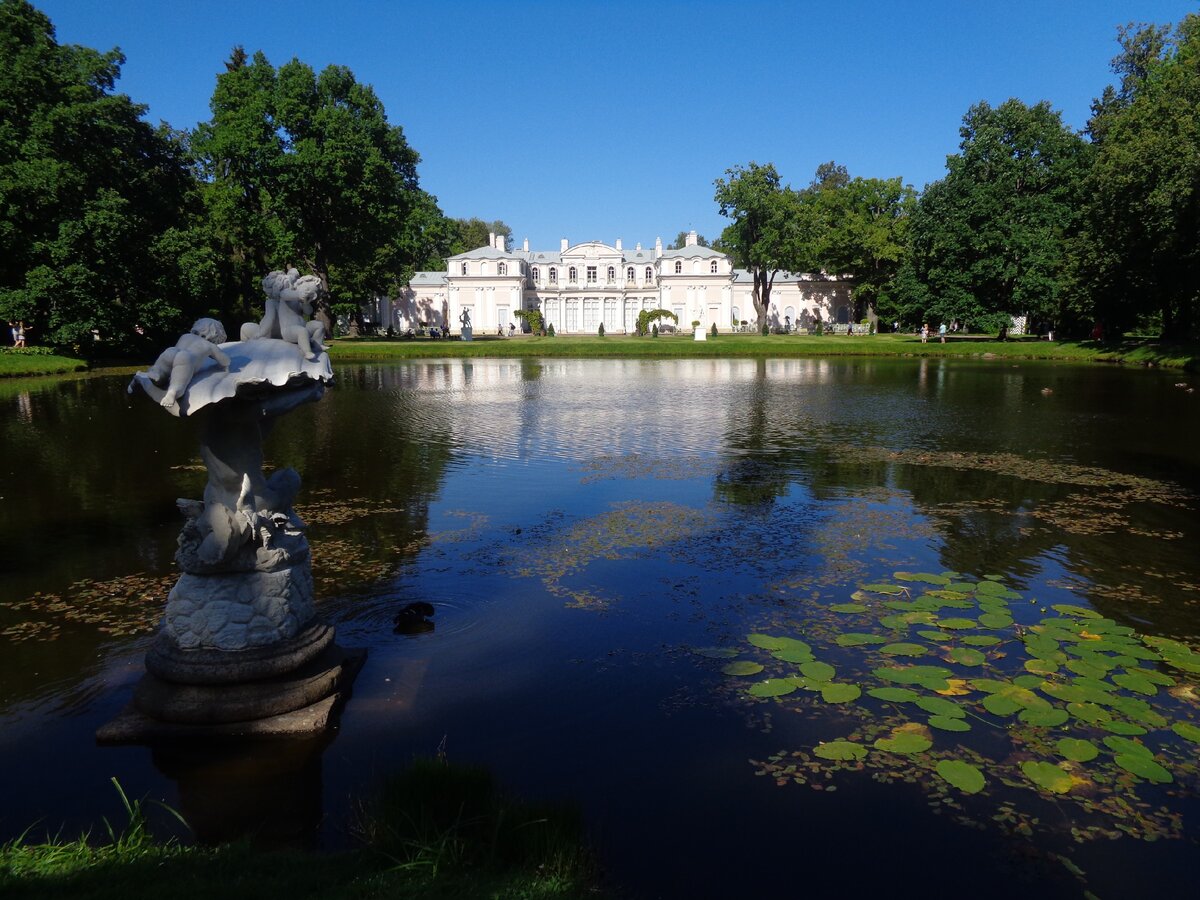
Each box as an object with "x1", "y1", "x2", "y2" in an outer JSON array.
[
  {"x1": 652, "y1": 323, "x2": 659, "y2": 337},
  {"x1": 814, "y1": 320, "x2": 824, "y2": 336},
  {"x1": 711, "y1": 322, "x2": 718, "y2": 337},
  {"x1": 597, "y1": 322, "x2": 605, "y2": 337},
  {"x1": 547, "y1": 323, "x2": 556, "y2": 337},
  {"x1": 760, "y1": 322, "x2": 769, "y2": 336}
]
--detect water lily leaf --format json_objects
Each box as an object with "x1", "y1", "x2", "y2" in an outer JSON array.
[
  {"x1": 983, "y1": 573, "x2": 1004, "y2": 581},
  {"x1": 916, "y1": 696, "x2": 965, "y2": 718},
  {"x1": 1022, "y1": 761, "x2": 1076, "y2": 794},
  {"x1": 947, "y1": 583, "x2": 977, "y2": 593},
  {"x1": 1013, "y1": 674, "x2": 1047, "y2": 689},
  {"x1": 927, "y1": 715, "x2": 971, "y2": 732},
  {"x1": 1024, "y1": 659, "x2": 1059, "y2": 675},
  {"x1": 693, "y1": 647, "x2": 739, "y2": 659},
  {"x1": 813, "y1": 740, "x2": 867, "y2": 761},
  {"x1": 938, "y1": 618, "x2": 977, "y2": 630},
  {"x1": 969, "y1": 679, "x2": 1011, "y2": 693},
  {"x1": 836, "y1": 632, "x2": 888, "y2": 647},
  {"x1": 748, "y1": 679, "x2": 798, "y2": 698},
  {"x1": 961, "y1": 635, "x2": 1002, "y2": 647},
  {"x1": 721, "y1": 661, "x2": 764, "y2": 676},
  {"x1": 976, "y1": 580, "x2": 1009, "y2": 596},
  {"x1": 982, "y1": 693, "x2": 1022, "y2": 716},
  {"x1": 868, "y1": 687, "x2": 920, "y2": 702},
  {"x1": 1066, "y1": 702, "x2": 1111, "y2": 724},
  {"x1": 1019, "y1": 707, "x2": 1069, "y2": 727},
  {"x1": 1102, "y1": 736, "x2": 1153, "y2": 758},
  {"x1": 1172, "y1": 722, "x2": 1200, "y2": 742},
  {"x1": 1114, "y1": 754, "x2": 1172, "y2": 783},
  {"x1": 830, "y1": 603, "x2": 869, "y2": 613},
  {"x1": 875, "y1": 665, "x2": 954, "y2": 685},
  {"x1": 874, "y1": 733, "x2": 932, "y2": 754},
  {"x1": 1112, "y1": 672, "x2": 1157, "y2": 695},
  {"x1": 1098, "y1": 720, "x2": 1147, "y2": 736},
  {"x1": 862, "y1": 583, "x2": 906, "y2": 595},
  {"x1": 978, "y1": 612, "x2": 1015, "y2": 629},
  {"x1": 747, "y1": 634, "x2": 791, "y2": 650},
  {"x1": 882, "y1": 642, "x2": 928, "y2": 657},
  {"x1": 772, "y1": 648, "x2": 816, "y2": 664},
  {"x1": 880, "y1": 612, "x2": 937, "y2": 629},
  {"x1": 820, "y1": 683, "x2": 861, "y2": 704},
  {"x1": 1126, "y1": 667, "x2": 1174, "y2": 686},
  {"x1": 936, "y1": 759, "x2": 985, "y2": 793},
  {"x1": 800, "y1": 661, "x2": 836, "y2": 682},
  {"x1": 894, "y1": 572, "x2": 950, "y2": 585},
  {"x1": 948, "y1": 647, "x2": 986, "y2": 666},
  {"x1": 935, "y1": 679, "x2": 973, "y2": 696},
  {"x1": 1052, "y1": 604, "x2": 1102, "y2": 619},
  {"x1": 1107, "y1": 696, "x2": 1168, "y2": 727},
  {"x1": 917, "y1": 630, "x2": 953, "y2": 641},
  {"x1": 924, "y1": 590, "x2": 970, "y2": 601},
  {"x1": 1065, "y1": 658, "x2": 1110, "y2": 678},
  {"x1": 1056, "y1": 738, "x2": 1099, "y2": 762}
]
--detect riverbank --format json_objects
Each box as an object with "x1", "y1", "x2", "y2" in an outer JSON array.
[
  {"x1": 327, "y1": 333, "x2": 1200, "y2": 371},
  {"x1": 0, "y1": 349, "x2": 87, "y2": 377}
]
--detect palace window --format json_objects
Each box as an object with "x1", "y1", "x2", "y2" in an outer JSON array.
[
  {"x1": 674, "y1": 261, "x2": 682, "y2": 274},
  {"x1": 645, "y1": 266, "x2": 653, "y2": 282},
  {"x1": 586, "y1": 266, "x2": 597, "y2": 284},
  {"x1": 549, "y1": 267, "x2": 557, "y2": 284},
  {"x1": 568, "y1": 267, "x2": 577, "y2": 284},
  {"x1": 626, "y1": 267, "x2": 635, "y2": 283},
  {"x1": 498, "y1": 262, "x2": 507, "y2": 276},
  {"x1": 606, "y1": 266, "x2": 615, "y2": 284},
  {"x1": 481, "y1": 261, "x2": 489, "y2": 275},
  {"x1": 461, "y1": 262, "x2": 468, "y2": 275},
  {"x1": 532, "y1": 267, "x2": 540, "y2": 282},
  {"x1": 711, "y1": 261, "x2": 718, "y2": 274}
]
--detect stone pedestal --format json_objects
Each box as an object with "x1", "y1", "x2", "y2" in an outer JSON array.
[
  {"x1": 694, "y1": 325, "x2": 707, "y2": 341},
  {"x1": 460, "y1": 325, "x2": 473, "y2": 341}
]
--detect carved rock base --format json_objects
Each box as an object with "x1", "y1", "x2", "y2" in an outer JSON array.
[{"x1": 147, "y1": 620, "x2": 334, "y2": 684}]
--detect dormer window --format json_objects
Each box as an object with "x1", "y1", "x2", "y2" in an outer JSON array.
[
  {"x1": 674, "y1": 261, "x2": 682, "y2": 274},
  {"x1": 606, "y1": 266, "x2": 615, "y2": 284},
  {"x1": 710, "y1": 261, "x2": 718, "y2": 274},
  {"x1": 461, "y1": 262, "x2": 468, "y2": 275},
  {"x1": 568, "y1": 267, "x2": 577, "y2": 284},
  {"x1": 481, "y1": 261, "x2": 489, "y2": 276},
  {"x1": 532, "y1": 266, "x2": 540, "y2": 282},
  {"x1": 498, "y1": 262, "x2": 507, "y2": 276},
  {"x1": 549, "y1": 267, "x2": 557, "y2": 284},
  {"x1": 626, "y1": 267, "x2": 635, "y2": 283},
  {"x1": 645, "y1": 266, "x2": 653, "y2": 282},
  {"x1": 586, "y1": 266, "x2": 597, "y2": 284}
]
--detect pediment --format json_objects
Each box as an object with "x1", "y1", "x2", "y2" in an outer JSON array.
[{"x1": 561, "y1": 241, "x2": 620, "y2": 260}]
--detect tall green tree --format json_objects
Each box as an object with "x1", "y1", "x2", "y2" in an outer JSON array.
[
  {"x1": 1072, "y1": 15, "x2": 1200, "y2": 339},
  {"x1": 901, "y1": 99, "x2": 1089, "y2": 331},
  {"x1": 449, "y1": 217, "x2": 512, "y2": 254},
  {"x1": 0, "y1": 0, "x2": 199, "y2": 349},
  {"x1": 667, "y1": 231, "x2": 709, "y2": 249},
  {"x1": 714, "y1": 162, "x2": 822, "y2": 324}
]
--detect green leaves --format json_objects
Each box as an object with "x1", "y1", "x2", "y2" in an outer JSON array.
[
  {"x1": 813, "y1": 740, "x2": 867, "y2": 761},
  {"x1": 1056, "y1": 739, "x2": 1099, "y2": 762},
  {"x1": 721, "y1": 661, "x2": 764, "y2": 676},
  {"x1": 1022, "y1": 761, "x2": 1077, "y2": 794},
  {"x1": 874, "y1": 732, "x2": 932, "y2": 755},
  {"x1": 936, "y1": 760, "x2": 985, "y2": 794},
  {"x1": 748, "y1": 679, "x2": 798, "y2": 698}
]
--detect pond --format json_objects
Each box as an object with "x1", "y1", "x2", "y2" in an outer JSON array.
[{"x1": 1, "y1": 357, "x2": 1198, "y2": 897}]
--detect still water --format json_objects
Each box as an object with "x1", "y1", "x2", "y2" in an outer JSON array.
[{"x1": 1, "y1": 357, "x2": 1198, "y2": 897}]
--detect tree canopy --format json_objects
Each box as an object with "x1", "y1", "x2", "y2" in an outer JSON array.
[{"x1": 667, "y1": 231, "x2": 709, "y2": 250}]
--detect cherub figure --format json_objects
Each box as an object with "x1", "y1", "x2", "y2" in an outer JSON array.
[
  {"x1": 242, "y1": 268, "x2": 326, "y2": 360},
  {"x1": 145, "y1": 318, "x2": 230, "y2": 409}
]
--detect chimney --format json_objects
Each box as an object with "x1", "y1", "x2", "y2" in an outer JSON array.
[
  {"x1": 636, "y1": 242, "x2": 642, "y2": 251},
  {"x1": 615, "y1": 238, "x2": 622, "y2": 251},
  {"x1": 560, "y1": 238, "x2": 569, "y2": 253},
  {"x1": 523, "y1": 237, "x2": 529, "y2": 252},
  {"x1": 685, "y1": 230, "x2": 698, "y2": 247},
  {"x1": 488, "y1": 231, "x2": 496, "y2": 249},
  {"x1": 655, "y1": 236, "x2": 663, "y2": 255}
]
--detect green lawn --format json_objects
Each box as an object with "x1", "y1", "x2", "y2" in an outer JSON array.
[
  {"x1": 327, "y1": 332, "x2": 1200, "y2": 371},
  {"x1": 0, "y1": 349, "x2": 87, "y2": 377}
]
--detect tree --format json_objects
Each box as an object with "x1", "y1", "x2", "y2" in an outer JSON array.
[
  {"x1": 450, "y1": 217, "x2": 512, "y2": 254},
  {"x1": 714, "y1": 163, "x2": 822, "y2": 325},
  {"x1": 813, "y1": 169, "x2": 917, "y2": 323},
  {"x1": 0, "y1": 0, "x2": 199, "y2": 349},
  {"x1": 1071, "y1": 14, "x2": 1200, "y2": 339},
  {"x1": 667, "y1": 231, "x2": 710, "y2": 249},
  {"x1": 192, "y1": 49, "x2": 445, "y2": 332},
  {"x1": 901, "y1": 99, "x2": 1089, "y2": 331}
]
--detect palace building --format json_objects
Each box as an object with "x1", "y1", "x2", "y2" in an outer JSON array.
[{"x1": 382, "y1": 231, "x2": 856, "y2": 334}]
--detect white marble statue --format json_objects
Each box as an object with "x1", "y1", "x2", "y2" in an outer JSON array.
[
  {"x1": 241, "y1": 268, "x2": 327, "y2": 360},
  {"x1": 145, "y1": 318, "x2": 231, "y2": 409}
]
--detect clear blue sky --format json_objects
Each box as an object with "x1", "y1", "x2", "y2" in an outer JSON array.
[{"x1": 34, "y1": 0, "x2": 1200, "y2": 252}]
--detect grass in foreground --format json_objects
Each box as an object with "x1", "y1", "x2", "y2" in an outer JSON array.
[
  {"x1": 0, "y1": 348, "x2": 87, "y2": 377},
  {"x1": 0, "y1": 762, "x2": 600, "y2": 900},
  {"x1": 327, "y1": 332, "x2": 1200, "y2": 371}
]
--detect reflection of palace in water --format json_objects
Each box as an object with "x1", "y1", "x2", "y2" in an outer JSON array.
[{"x1": 384, "y1": 231, "x2": 855, "y2": 334}]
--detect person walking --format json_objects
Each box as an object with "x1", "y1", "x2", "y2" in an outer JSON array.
[
  {"x1": 939, "y1": 322, "x2": 947, "y2": 343},
  {"x1": 921, "y1": 323, "x2": 929, "y2": 343}
]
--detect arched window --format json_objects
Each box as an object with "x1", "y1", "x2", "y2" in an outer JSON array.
[
  {"x1": 607, "y1": 266, "x2": 615, "y2": 284},
  {"x1": 480, "y1": 261, "x2": 489, "y2": 276},
  {"x1": 498, "y1": 262, "x2": 507, "y2": 276},
  {"x1": 674, "y1": 261, "x2": 682, "y2": 274},
  {"x1": 461, "y1": 262, "x2": 468, "y2": 275},
  {"x1": 645, "y1": 266, "x2": 653, "y2": 282},
  {"x1": 626, "y1": 267, "x2": 635, "y2": 283},
  {"x1": 710, "y1": 261, "x2": 718, "y2": 274},
  {"x1": 531, "y1": 266, "x2": 540, "y2": 282},
  {"x1": 549, "y1": 267, "x2": 557, "y2": 284},
  {"x1": 569, "y1": 267, "x2": 578, "y2": 284}
]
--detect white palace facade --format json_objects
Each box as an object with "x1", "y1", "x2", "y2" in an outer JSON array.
[{"x1": 382, "y1": 231, "x2": 856, "y2": 335}]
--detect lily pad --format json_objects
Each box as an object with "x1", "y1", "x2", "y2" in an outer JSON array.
[
  {"x1": 830, "y1": 603, "x2": 869, "y2": 613},
  {"x1": 1112, "y1": 672, "x2": 1158, "y2": 695},
  {"x1": 1172, "y1": 721, "x2": 1200, "y2": 743},
  {"x1": 927, "y1": 715, "x2": 971, "y2": 732},
  {"x1": 867, "y1": 687, "x2": 920, "y2": 702},
  {"x1": 881, "y1": 642, "x2": 928, "y2": 657},
  {"x1": 936, "y1": 759, "x2": 985, "y2": 793},
  {"x1": 1052, "y1": 604, "x2": 1102, "y2": 619},
  {"x1": 721, "y1": 661, "x2": 764, "y2": 676},
  {"x1": 917, "y1": 630, "x2": 953, "y2": 641},
  {"x1": 836, "y1": 632, "x2": 888, "y2": 647},
  {"x1": 1102, "y1": 735, "x2": 1152, "y2": 758},
  {"x1": 894, "y1": 572, "x2": 950, "y2": 585},
  {"x1": 1022, "y1": 761, "x2": 1076, "y2": 794},
  {"x1": 1066, "y1": 702, "x2": 1111, "y2": 724},
  {"x1": 693, "y1": 647, "x2": 739, "y2": 659},
  {"x1": 874, "y1": 733, "x2": 932, "y2": 754},
  {"x1": 1065, "y1": 658, "x2": 1111, "y2": 678},
  {"x1": 1114, "y1": 754, "x2": 1172, "y2": 783},
  {"x1": 961, "y1": 635, "x2": 1003, "y2": 647},
  {"x1": 748, "y1": 679, "x2": 798, "y2": 698},
  {"x1": 947, "y1": 647, "x2": 986, "y2": 666},
  {"x1": 938, "y1": 618, "x2": 977, "y2": 630},
  {"x1": 772, "y1": 647, "x2": 816, "y2": 664},
  {"x1": 1024, "y1": 659, "x2": 1059, "y2": 675},
  {"x1": 862, "y1": 583, "x2": 906, "y2": 595},
  {"x1": 747, "y1": 634, "x2": 791, "y2": 650},
  {"x1": 1019, "y1": 707, "x2": 1069, "y2": 727},
  {"x1": 875, "y1": 665, "x2": 954, "y2": 686},
  {"x1": 916, "y1": 695, "x2": 965, "y2": 718},
  {"x1": 1098, "y1": 720, "x2": 1147, "y2": 736},
  {"x1": 978, "y1": 612, "x2": 1015, "y2": 629},
  {"x1": 1056, "y1": 738, "x2": 1099, "y2": 762},
  {"x1": 813, "y1": 740, "x2": 868, "y2": 761},
  {"x1": 820, "y1": 683, "x2": 861, "y2": 704},
  {"x1": 800, "y1": 661, "x2": 836, "y2": 682}
]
